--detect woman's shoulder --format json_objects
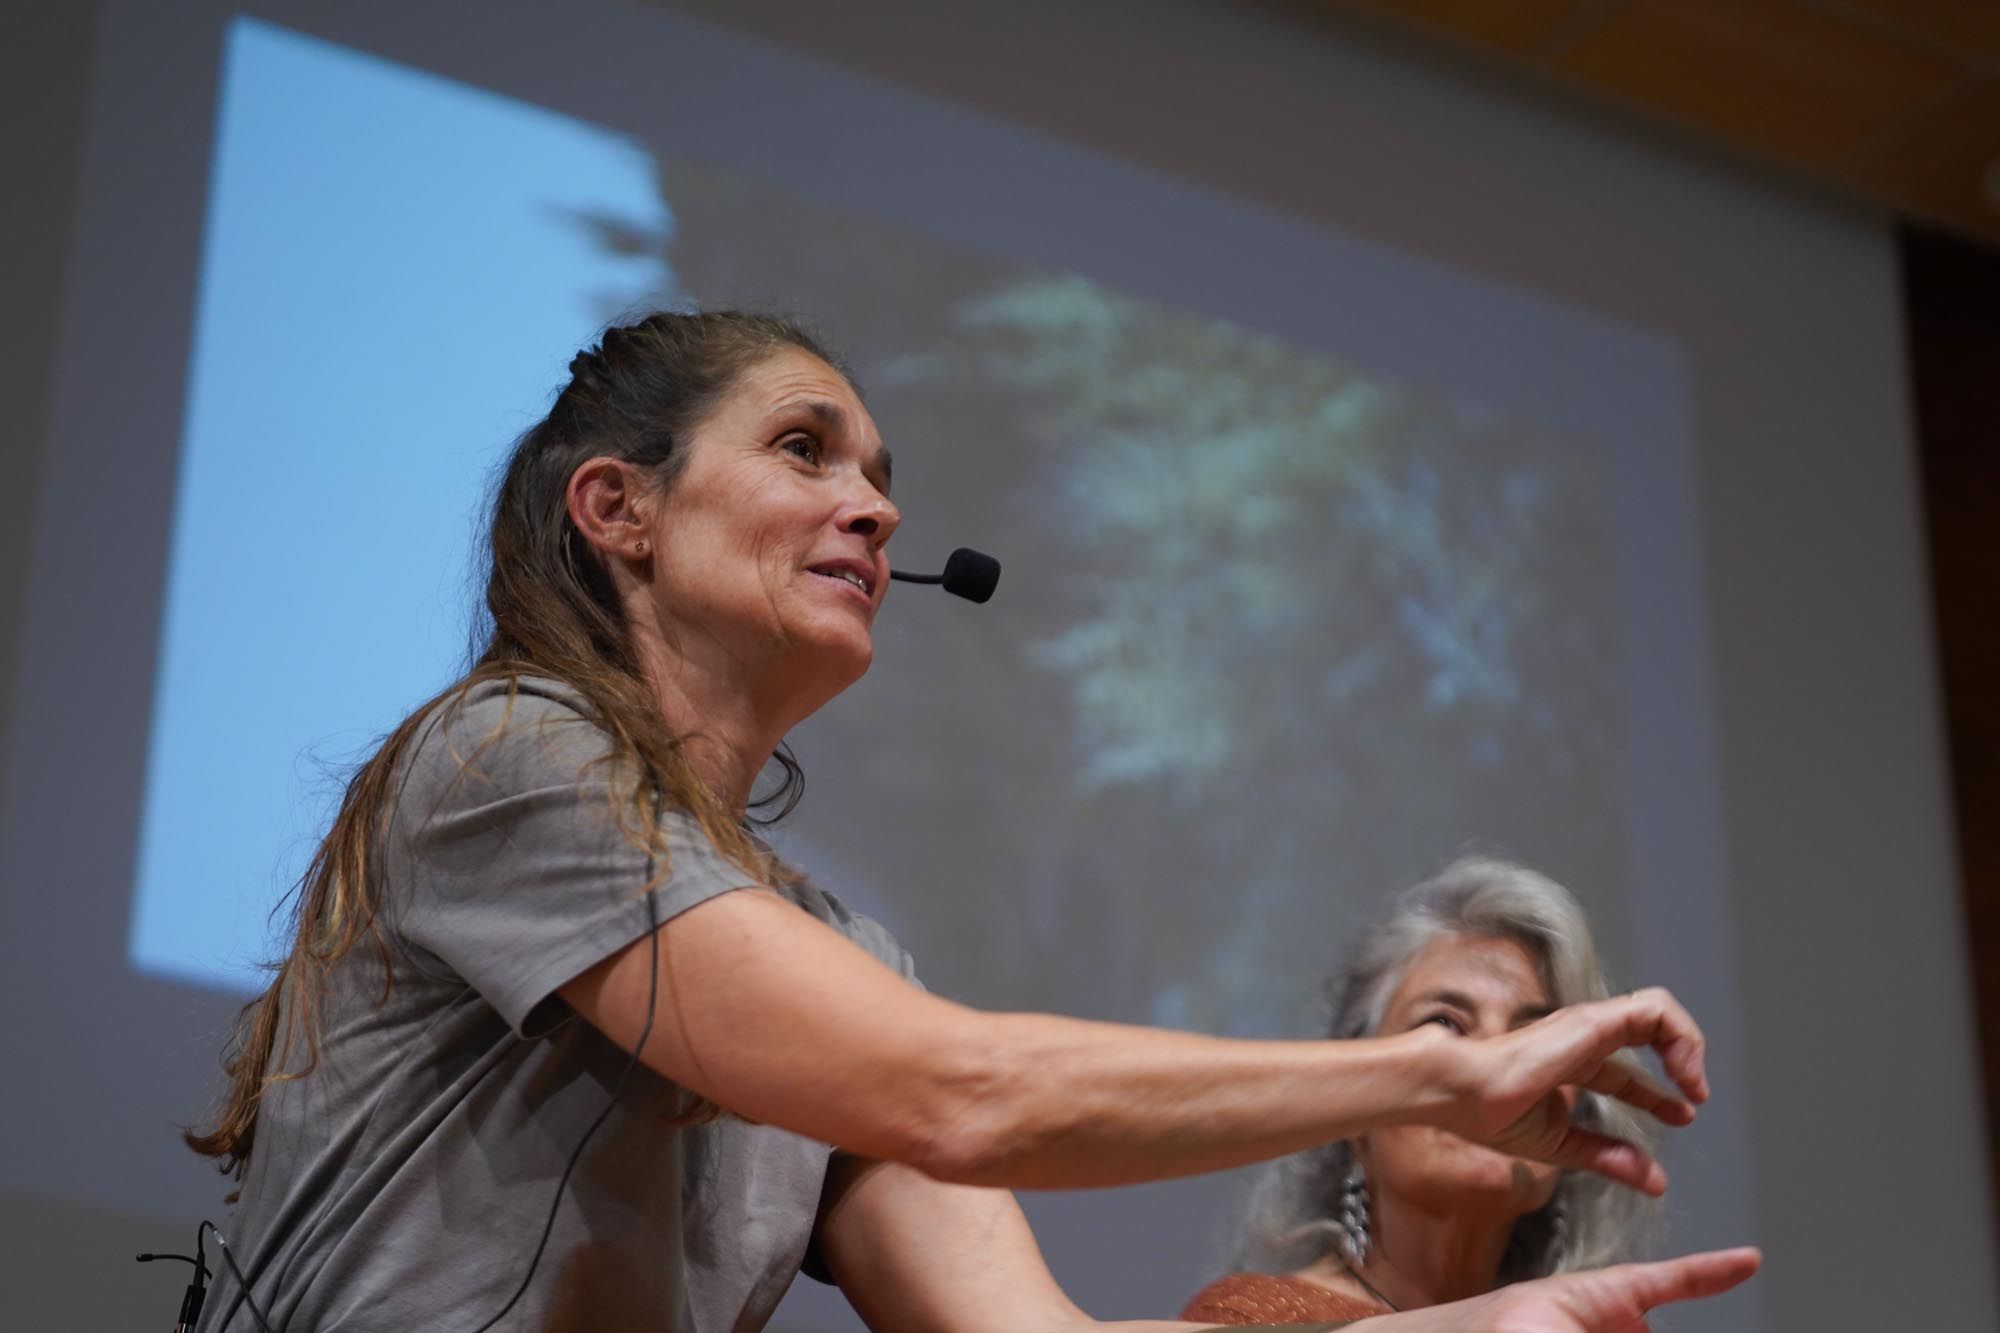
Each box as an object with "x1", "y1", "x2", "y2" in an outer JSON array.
[
  {"x1": 416, "y1": 673, "x2": 599, "y2": 740},
  {"x1": 1179, "y1": 1271, "x2": 1386, "y2": 1326},
  {"x1": 403, "y1": 674, "x2": 613, "y2": 791},
  {"x1": 436, "y1": 673, "x2": 592, "y2": 728},
  {"x1": 782, "y1": 878, "x2": 922, "y2": 984}
]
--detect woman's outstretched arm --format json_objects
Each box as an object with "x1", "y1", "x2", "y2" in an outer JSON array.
[
  {"x1": 1346, "y1": 1248, "x2": 1763, "y2": 1333},
  {"x1": 560, "y1": 886, "x2": 1703, "y2": 1192},
  {"x1": 810, "y1": 1152, "x2": 1758, "y2": 1333}
]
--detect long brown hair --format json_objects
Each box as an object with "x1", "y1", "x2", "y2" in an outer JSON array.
[{"x1": 186, "y1": 311, "x2": 843, "y2": 1177}]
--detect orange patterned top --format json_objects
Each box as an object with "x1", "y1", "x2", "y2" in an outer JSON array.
[{"x1": 1180, "y1": 1272, "x2": 1389, "y2": 1326}]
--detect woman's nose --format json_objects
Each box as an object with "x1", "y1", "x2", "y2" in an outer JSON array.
[{"x1": 840, "y1": 488, "x2": 900, "y2": 545}]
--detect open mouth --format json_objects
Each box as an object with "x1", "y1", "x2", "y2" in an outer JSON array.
[{"x1": 808, "y1": 565, "x2": 874, "y2": 598}]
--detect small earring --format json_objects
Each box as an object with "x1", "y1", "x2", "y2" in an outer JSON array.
[
  {"x1": 1335, "y1": 1156, "x2": 1370, "y2": 1268},
  {"x1": 634, "y1": 539, "x2": 650, "y2": 557}
]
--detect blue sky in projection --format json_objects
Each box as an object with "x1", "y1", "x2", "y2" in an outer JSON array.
[{"x1": 129, "y1": 18, "x2": 673, "y2": 990}]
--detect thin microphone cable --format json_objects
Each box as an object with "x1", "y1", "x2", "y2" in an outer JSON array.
[
  {"x1": 466, "y1": 883, "x2": 661, "y2": 1333},
  {"x1": 202, "y1": 1221, "x2": 276, "y2": 1333},
  {"x1": 206, "y1": 890, "x2": 663, "y2": 1333},
  {"x1": 206, "y1": 954, "x2": 482, "y2": 1331},
  {"x1": 209, "y1": 767, "x2": 667, "y2": 1331}
]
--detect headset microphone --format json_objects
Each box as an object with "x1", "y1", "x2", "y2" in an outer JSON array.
[{"x1": 888, "y1": 547, "x2": 1001, "y2": 604}]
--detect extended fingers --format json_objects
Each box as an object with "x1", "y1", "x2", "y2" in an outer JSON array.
[
  {"x1": 1615, "y1": 988, "x2": 1709, "y2": 1103},
  {"x1": 1584, "y1": 1055, "x2": 1696, "y2": 1127},
  {"x1": 1545, "y1": 1125, "x2": 1669, "y2": 1196},
  {"x1": 1490, "y1": 1248, "x2": 1760, "y2": 1331},
  {"x1": 1613, "y1": 1247, "x2": 1764, "y2": 1310}
]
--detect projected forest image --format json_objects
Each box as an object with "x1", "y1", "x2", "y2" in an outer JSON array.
[
  {"x1": 606, "y1": 159, "x2": 1633, "y2": 1034},
  {"x1": 140, "y1": 19, "x2": 1632, "y2": 1037}
]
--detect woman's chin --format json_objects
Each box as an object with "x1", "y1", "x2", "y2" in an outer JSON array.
[{"x1": 801, "y1": 627, "x2": 874, "y2": 689}]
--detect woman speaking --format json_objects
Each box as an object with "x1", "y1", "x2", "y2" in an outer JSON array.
[{"x1": 186, "y1": 311, "x2": 1754, "y2": 1331}]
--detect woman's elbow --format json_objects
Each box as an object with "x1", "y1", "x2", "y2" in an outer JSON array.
[{"x1": 897, "y1": 1042, "x2": 1041, "y2": 1186}]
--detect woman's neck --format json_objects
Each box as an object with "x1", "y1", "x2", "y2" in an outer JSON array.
[
  {"x1": 1344, "y1": 1196, "x2": 1519, "y2": 1309},
  {"x1": 643, "y1": 648, "x2": 798, "y2": 815}
]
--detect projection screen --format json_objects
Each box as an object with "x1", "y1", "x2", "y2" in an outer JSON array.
[{"x1": 2, "y1": 2, "x2": 1989, "y2": 1330}]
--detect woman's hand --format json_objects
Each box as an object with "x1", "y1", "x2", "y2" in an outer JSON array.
[
  {"x1": 1422, "y1": 988, "x2": 1708, "y2": 1195},
  {"x1": 1350, "y1": 1247, "x2": 1761, "y2": 1333}
]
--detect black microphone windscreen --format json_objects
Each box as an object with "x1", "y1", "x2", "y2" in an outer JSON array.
[{"x1": 940, "y1": 548, "x2": 1000, "y2": 604}]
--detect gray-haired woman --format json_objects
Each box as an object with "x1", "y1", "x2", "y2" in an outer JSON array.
[{"x1": 1185, "y1": 858, "x2": 1662, "y2": 1326}]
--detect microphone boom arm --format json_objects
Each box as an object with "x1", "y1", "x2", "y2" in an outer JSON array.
[{"x1": 888, "y1": 547, "x2": 1000, "y2": 604}]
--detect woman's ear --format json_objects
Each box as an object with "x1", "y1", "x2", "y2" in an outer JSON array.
[{"x1": 567, "y1": 457, "x2": 653, "y2": 564}]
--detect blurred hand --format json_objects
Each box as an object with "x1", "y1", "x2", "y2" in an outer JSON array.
[
  {"x1": 1357, "y1": 1247, "x2": 1761, "y2": 1333},
  {"x1": 1425, "y1": 987, "x2": 1708, "y2": 1195}
]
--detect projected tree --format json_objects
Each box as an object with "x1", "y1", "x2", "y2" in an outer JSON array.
[
  {"x1": 884, "y1": 275, "x2": 1627, "y2": 1033},
  {"x1": 577, "y1": 157, "x2": 1630, "y2": 1035}
]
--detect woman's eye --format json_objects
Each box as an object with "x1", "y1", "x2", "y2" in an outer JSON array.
[
  {"x1": 1419, "y1": 1013, "x2": 1465, "y2": 1035},
  {"x1": 780, "y1": 433, "x2": 822, "y2": 464}
]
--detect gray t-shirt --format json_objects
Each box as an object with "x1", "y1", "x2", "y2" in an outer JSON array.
[{"x1": 200, "y1": 677, "x2": 917, "y2": 1332}]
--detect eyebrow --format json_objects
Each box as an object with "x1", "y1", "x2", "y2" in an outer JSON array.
[
  {"x1": 1413, "y1": 989, "x2": 1475, "y2": 1012},
  {"x1": 1411, "y1": 990, "x2": 1554, "y2": 1025},
  {"x1": 800, "y1": 399, "x2": 846, "y2": 429},
  {"x1": 793, "y1": 399, "x2": 893, "y2": 491}
]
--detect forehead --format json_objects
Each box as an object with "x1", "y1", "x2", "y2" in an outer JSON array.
[
  {"x1": 1386, "y1": 933, "x2": 1548, "y2": 1010},
  {"x1": 723, "y1": 348, "x2": 876, "y2": 434}
]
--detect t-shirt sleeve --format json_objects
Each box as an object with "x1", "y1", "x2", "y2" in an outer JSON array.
[
  {"x1": 799, "y1": 884, "x2": 923, "y2": 989},
  {"x1": 790, "y1": 881, "x2": 924, "y2": 1286},
  {"x1": 388, "y1": 684, "x2": 760, "y2": 1036}
]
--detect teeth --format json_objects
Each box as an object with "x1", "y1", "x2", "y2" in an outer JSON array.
[{"x1": 818, "y1": 569, "x2": 867, "y2": 593}]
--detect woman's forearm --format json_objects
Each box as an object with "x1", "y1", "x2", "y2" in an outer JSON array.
[
  {"x1": 912, "y1": 990, "x2": 1701, "y2": 1196},
  {"x1": 566, "y1": 888, "x2": 1694, "y2": 1194},
  {"x1": 912, "y1": 1010, "x2": 1456, "y2": 1188}
]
